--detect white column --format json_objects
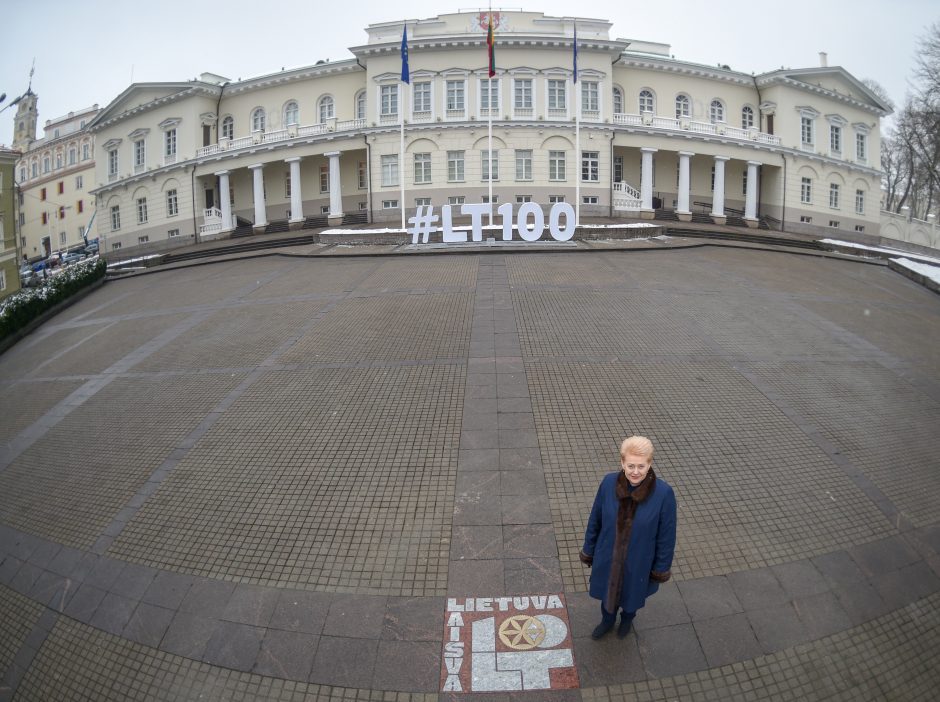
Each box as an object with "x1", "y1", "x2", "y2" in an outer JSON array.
[
  {"x1": 285, "y1": 157, "x2": 303, "y2": 223},
  {"x1": 677, "y1": 151, "x2": 694, "y2": 215},
  {"x1": 325, "y1": 151, "x2": 343, "y2": 220},
  {"x1": 249, "y1": 163, "x2": 267, "y2": 228},
  {"x1": 745, "y1": 160, "x2": 760, "y2": 222},
  {"x1": 710, "y1": 156, "x2": 729, "y2": 218},
  {"x1": 215, "y1": 170, "x2": 232, "y2": 231},
  {"x1": 640, "y1": 147, "x2": 657, "y2": 212}
]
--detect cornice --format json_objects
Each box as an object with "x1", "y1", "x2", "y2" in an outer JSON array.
[
  {"x1": 90, "y1": 85, "x2": 219, "y2": 133},
  {"x1": 224, "y1": 61, "x2": 363, "y2": 96},
  {"x1": 16, "y1": 161, "x2": 96, "y2": 190},
  {"x1": 17, "y1": 130, "x2": 95, "y2": 158},
  {"x1": 351, "y1": 35, "x2": 628, "y2": 58},
  {"x1": 617, "y1": 57, "x2": 754, "y2": 87},
  {"x1": 757, "y1": 75, "x2": 888, "y2": 117}
]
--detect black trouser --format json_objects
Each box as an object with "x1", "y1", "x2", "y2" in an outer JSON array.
[{"x1": 601, "y1": 603, "x2": 636, "y2": 625}]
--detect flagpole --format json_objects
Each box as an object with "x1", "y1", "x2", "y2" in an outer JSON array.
[
  {"x1": 487, "y1": 6, "x2": 494, "y2": 226},
  {"x1": 574, "y1": 21, "x2": 580, "y2": 228},
  {"x1": 400, "y1": 85, "x2": 406, "y2": 231}
]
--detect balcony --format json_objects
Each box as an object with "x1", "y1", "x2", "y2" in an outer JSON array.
[{"x1": 614, "y1": 112, "x2": 781, "y2": 146}]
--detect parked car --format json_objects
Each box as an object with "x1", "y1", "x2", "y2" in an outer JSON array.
[
  {"x1": 61, "y1": 252, "x2": 84, "y2": 266},
  {"x1": 84, "y1": 242, "x2": 99, "y2": 256},
  {"x1": 20, "y1": 266, "x2": 43, "y2": 288}
]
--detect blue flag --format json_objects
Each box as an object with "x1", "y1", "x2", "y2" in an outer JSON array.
[
  {"x1": 401, "y1": 26, "x2": 410, "y2": 84},
  {"x1": 572, "y1": 23, "x2": 578, "y2": 83}
]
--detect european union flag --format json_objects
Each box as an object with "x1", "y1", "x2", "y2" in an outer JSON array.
[
  {"x1": 572, "y1": 23, "x2": 578, "y2": 83},
  {"x1": 401, "y1": 25, "x2": 410, "y2": 84}
]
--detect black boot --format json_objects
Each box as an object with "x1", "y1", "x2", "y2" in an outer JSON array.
[
  {"x1": 616, "y1": 616, "x2": 633, "y2": 639},
  {"x1": 591, "y1": 620, "x2": 614, "y2": 640}
]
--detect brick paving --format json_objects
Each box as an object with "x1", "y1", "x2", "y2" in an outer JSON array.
[{"x1": 1, "y1": 245, "x2": 939, "y2": 700}]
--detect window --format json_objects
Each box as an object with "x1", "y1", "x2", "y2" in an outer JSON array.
[
  {"x1": 136, "y1": 235, "x2": 149, "y2": 244},
  {"x1": 829, "y1": 183, "x2": 840, "y2": 209},
  {"x1": 741, "y1": 106, "x2": 755, "y2": 129},
  {"x1": 165, "y1": 129, "x2": 177, "y2": 158},
  {"x1": 222, "y1": 116, "x2": 234, "y2": 140},
  {"x1": 413, "y1": 82, "x2": 431, "y2": 114},
  {"x1": 356, "y1": 91, "x2": 367, "y2": 120},
  {"x1": 549, "y1": 151, "x2": 566, "y2": 181},
  {"x1": 42, "y1": 212, "x2": 48, "y2": 225},
  {"x1": 168, "y1": 228, "x2": 180, "y2": 237},
  {"x1": 134, "y1": 139, "x2": 145, "y2": 169},
  {"x1": 515, "y1": 150, "x2": 532, "y2": 181},
  {"x1": 414, "y1": 153, "x2": 432, "y2": 184},
  {"x1": 801, "y1": 116, "x2": 814, "y2": 145},
  {"x1": 448, "y1": 195, "x2": 466, "y2": 205},
  {"x1": 614, "y1": 156, "x2": 623, "y2": 183},
  {"x1": 710, "y1": 165, "x2": 715, "y2": 191},
  {"x1": 481, "y1": 78, "x2": 499, "y2": 112},
  {"x1": 59, "y1": 231, "x2": 66, "y2": 245},
  {"x1": 446, "y1": 80, "x2": 465, "y2": 112},
  {"x1": 415, "y1": 197, "x2": 431, "y2": 207},
  {"x1": 548, "y1": 80, "x2": 566, "y2": 111},
  {"x1": 110, "y1": 205, "x2": 121, "y2": 231},
  {"x1": 855, "y1": 189, "x2": 865, "y2": 215},
  {"x1": 167, "y1": 189, "x2": 178, "y2": 216},
  {"x1": 285, "y1": 101, "x2": 299, "y2": 126},
  {"x1": 828, "y1": 220, "x2": 840, "y2": 228},
  {"x1": 583, "y1": 196, "x2": 598, "y2": 204},
  {"x1": 742, "y1": 170, "x2": 748, "y2": 196},
  {"x1": 318, "y1": 96, "x2": 334, "y2": 123},
  {"x1": 638, "y1": 90, "x2": 655, "y2": 114},
  {"x1": 19, "y1": 167, "x2": 25, "y2": 182},
  {"x1": 581, "y1": 151, "x2": 599, "y2": 182},
  {"x1": 56, "y1": 153, "x2": 62, "y2": 169},
  {"x1": 855, "y1": 225, "x2": 865, "y2": 232},
  {"x1": 252, "y1": 108, "x2": 266, "y2": 132},
  {"x1": 830, "y1": 124, "x2": 842, "y2": 154},
  {"x1": 675, "y1": 94, "x2": 690, "y2": 119},
  {"x1": 283, "y1": 170, "x2": 292, "y2": 197},
  {"x1": 358, "y1": 202, "x2": 367, "y2": 210},
  {"x1": 358, "y1": 161, "x2": 367, "y2": 189},
  {"x1": 380, "y1": 85, "x2": 398, "y2": 116},
  {"x1": 549, "y1": 195, "x2": 565, "y2": 203},
  {"x1": 613, "y1": 87, "x2": 623, "y2": 114},
  {"x1": 581, "y1": 81, "x2": 599, "y2": 112},
  {"x1": 482, "y1": 195, "x2": 498, "y2": 204},
  {"x1": 112, "y1": 242, "x2": 122, "y2": 250},
  {"x1": 801, "y1": 177, "x2": 812, "y2": 204},
  {"x1": 108, "y1": 149, "x2": 118, "y2": 177},
  {"x1": 448, "y1": 151, "x2": 465, "y2": 181},
  {"x1": 77, "y1": 200, "x2": 83, "y2": 214},
  {"x1": 321, "y1": 205, "x2": 330, "y2": 214},
  {"x1": 381, "y1": 154, "x2": 399, "y2": 186},
  {"x1": 320, "y1": 165, "x2": 329, "y2": 193},
  {"x1": 482, "y1": 150, "x2": 498, "y2": 181},
  {"x1": 68, "y1": 148, "x2": 76, "y2": 165},
  {"x1": 32, "y1": 162, "x2": 38, "y2": 177},
  {"x1": 709, "y1": 99, "x2": 724, "y2": 123},
  {"x1": 43, "y1": 156, "x2": 50, "y2": 173},
  {"x1": 40, "y1": 187, "x2": 46, "y2": 201},
  {"x1": 514, "y1": 79, "x2": 533, "y2": 110},
  {"x1": 137, "y1": 197, "x2": 148, "y2": 224},
  {"x1": 58, "y1": 181, "x2": 64, "y2": 195},
  {"x1": 516, "y1": 195, "x2": 532, "y2": 203},
  {"x1": 800, "y1": 215, "x2": 812, "y2": 223},
  {"x1": 82, "y1": 143, "x2": 90, "y2": 160},
  {"x1": 856, "y1": 133, "x2": 867, "y2": 161},
  {"x1": 76, "y1": 175, "x2": 83, "y2": 190},
  {"x1": 58, "y1": 206, "x2": 65, "y2": 219},
  {"x1": 382, "y1": 199, "x2": 399, "y2": 209}
]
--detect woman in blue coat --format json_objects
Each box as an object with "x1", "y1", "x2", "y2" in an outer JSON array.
[{"x1": 580, "y1": 436, "x2": 677, "y2": 639}]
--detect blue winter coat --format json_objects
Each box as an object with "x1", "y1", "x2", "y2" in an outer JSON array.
[{"x1": 582, "y1": 471, "x2": 677, "y2": 613}]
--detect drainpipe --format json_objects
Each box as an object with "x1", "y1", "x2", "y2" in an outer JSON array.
[
  {"x1": 191, "y1": 165, "x2": 199, "y2": 245},
  {"x1": 215, "y1": 82, "x2": 228, "y2": 143},
  {"x1": 751, "y1": 75, "x2": 763, "y2": 132},
  {"x1": 364, "y1": 133, "x2": 373, "y2": 225},
  {"x1": 609, "y1": 134, "x2": 614, "y2": 218},
  {"x1": 780, "y1": 153, "x2": 787, "y2": 232}
]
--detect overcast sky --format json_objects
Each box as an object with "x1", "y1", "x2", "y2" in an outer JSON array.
[{"x1": 1, "y1": 0, "x2": 935, "y2": 147}]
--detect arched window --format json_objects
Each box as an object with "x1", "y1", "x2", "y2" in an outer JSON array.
[
  {"x1": 709, "y1": 99, "x2": 725, "y2": 123},
  {"x1": 612, "y1": 87, "x2": 623, "y2": 114},
  {"x1": 356, "y1": 91, "x2": 366, "y2": 120},
  {"x1": 741, "y1": 105, "x2": 755, "y2": 129},
  {"x1": 639, "y1": 89, "x2": 655, "y2": 114},
  {"x1": 675, "y1": 94, "x2": 690, "y2": 119},
  {"x1": 318, "y1": 96, "x2": 334, "y2": 123},
  {"x1": 251, "y1": 108, "x2": 266, "y2": 132},
  {"x1": 284, "y1": 101, "x2": 299, "y2": 126},
  {"x1": 221, "y1": 116, "x2": 234, "y2": 140}
]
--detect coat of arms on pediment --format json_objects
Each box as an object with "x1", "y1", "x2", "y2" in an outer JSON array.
[{"x1": 470, "y1": 12, "x2": 509, "y2": 32}]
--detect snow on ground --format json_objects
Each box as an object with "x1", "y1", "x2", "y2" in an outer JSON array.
[
  {"x1": 107, "y1": 254, "x2": 162, "y2": 267},
  {"x1": 820, "y1": 239, "x2": 940, "y2": 265},
  {"x1": 890, "y1": 258, "x2": 940, "y2": 286}
]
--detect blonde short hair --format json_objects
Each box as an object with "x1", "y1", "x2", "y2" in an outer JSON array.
[{"x1": 620, "y1": 435, "x2": 654, "y2": 462}]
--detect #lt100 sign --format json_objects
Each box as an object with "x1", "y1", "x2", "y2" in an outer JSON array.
[{"x1": 408, "y1": 202, "x2": 577, "y2": 244}]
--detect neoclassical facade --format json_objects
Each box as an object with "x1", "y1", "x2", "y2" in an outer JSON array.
[
  {"x1": 86, "y1": 10, "x2": 890, "y2": 251},
  {"x1": 12, "y1": 97, "x2": 100, "y2": 260}
]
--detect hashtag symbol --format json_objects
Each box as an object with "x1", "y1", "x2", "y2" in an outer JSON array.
[{"x1": 408, "y1": 205, "x2": 439, "y2": 244}]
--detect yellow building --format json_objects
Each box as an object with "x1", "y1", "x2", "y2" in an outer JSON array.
[{"x1": 0, "y1": 146, "x2": 21, "y2": 297}]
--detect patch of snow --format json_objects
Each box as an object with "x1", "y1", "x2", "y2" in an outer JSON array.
[
  {"x1": 581, "y1": 223, "x2": 660, "y2": 229},
  {"x1": 820, "y1": 239, "x2": 940, "y2": 265},
  {"x1": 321, "y1": 228, "x2": 406, "y2": 234},
  {"x1": 107, "y1": 254, "x2": 161, "y2": 267},
  {"x1": 890, "y1": 258, "x2": 940, "y2": 285}
]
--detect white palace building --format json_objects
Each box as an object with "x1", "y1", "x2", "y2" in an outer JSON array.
[{"x1": 26, "y1": 9, "x2": 892, "y2": 252}]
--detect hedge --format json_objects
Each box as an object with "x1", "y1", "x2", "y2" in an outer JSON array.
[{"x1": 0, "y1": 257, "x2": 107, "y2": 340}]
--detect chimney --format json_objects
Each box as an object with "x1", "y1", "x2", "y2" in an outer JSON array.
[{"x1": 819, "y1": 52, "x2": 828, "y2": 67}]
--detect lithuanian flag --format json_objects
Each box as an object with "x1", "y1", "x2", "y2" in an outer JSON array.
[{"x1": 487, "y1": 13, "x2": 496, "y2": 77}]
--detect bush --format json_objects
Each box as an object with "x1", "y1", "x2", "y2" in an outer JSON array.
[{"x1": 0, "y1": 257, "x2": 107, "y2": 340}]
